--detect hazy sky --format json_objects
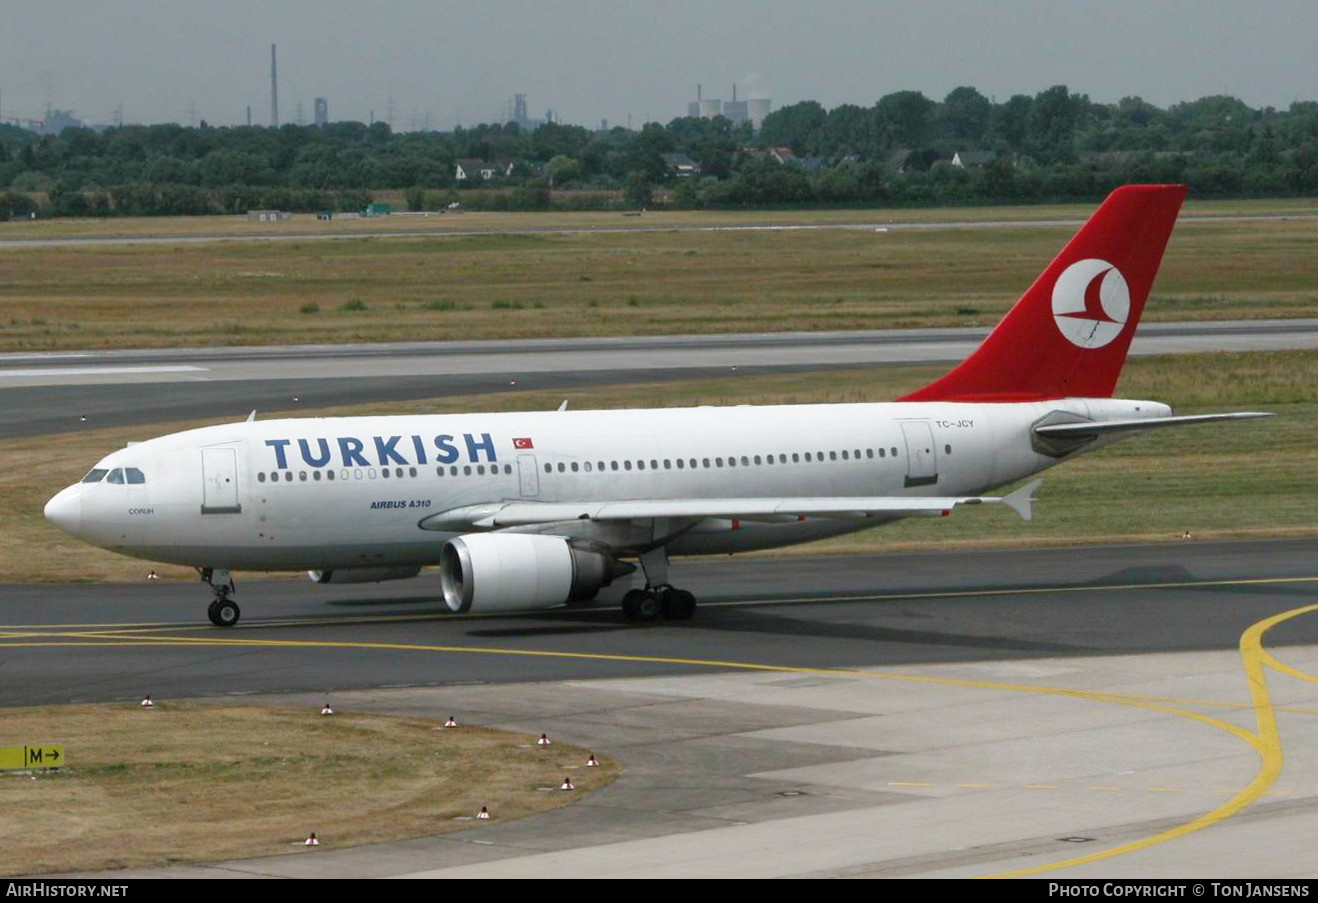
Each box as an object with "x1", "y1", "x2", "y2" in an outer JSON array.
[{"x1": 3, "y1": 1, "x2": 1315, "y2": 130}]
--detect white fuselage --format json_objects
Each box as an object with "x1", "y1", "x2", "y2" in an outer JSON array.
[{"x1": 46, "y1": 397, "x2": 1168, "y2": 571}]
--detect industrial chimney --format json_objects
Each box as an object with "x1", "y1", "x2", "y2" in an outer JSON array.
[{"x1": 270, "y1": 44, "x2": 279, "y2": 127}]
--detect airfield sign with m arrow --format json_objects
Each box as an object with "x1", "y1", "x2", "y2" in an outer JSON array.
[{"x1": 0, "y1": 745, "x2": 65, "y2": 769}]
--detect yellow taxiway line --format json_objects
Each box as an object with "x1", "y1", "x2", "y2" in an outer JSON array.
[{"x1": 977, "y1": 602, "x2": 1316, "y2": 878}]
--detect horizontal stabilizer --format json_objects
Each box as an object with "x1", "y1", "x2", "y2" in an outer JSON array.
[
  {"x1": 1034, "y1": 412, "x2": 1273, "y2": 439},
  {"x1": 420, "y1": 487, "x2": 1043, "y2": 531},
  {"x1": 1002, "y1": 479, "x2": 1042, "y2": 522}
]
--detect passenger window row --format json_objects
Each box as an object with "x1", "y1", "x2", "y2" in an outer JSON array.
[
  {"x1": 259, "y1": 465, "x2": 424, "y2": 484},
  {"x1": 542, "y1": 447, "x2": 905, "y2": 475},
  {"x1": 436, "y1": 464, "x2": 514, "y2": 478},
  {"x1": 257, "y1": 464, "x2": 516, "y2": 483}
]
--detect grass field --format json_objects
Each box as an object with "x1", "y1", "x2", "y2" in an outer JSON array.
[
  {"x1": 0, "y1": 702, "x2": 617, "y2": 876},
  {"x1": 1, "y1": 201, "x2": 1316, "y2": 351},
  {"x1": 2, "y1": 350, "x2": 1313, "y2": 584}
]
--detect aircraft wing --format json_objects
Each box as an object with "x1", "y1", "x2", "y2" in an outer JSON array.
[
  {"x1": 420, "y1": 479, "x2": 1041, "y2": 530},
  {"x1": 1033, "y1": 412, "x2": 1272, "y2": 439}
]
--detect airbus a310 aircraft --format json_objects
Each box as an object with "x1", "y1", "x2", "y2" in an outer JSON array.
[{"x1": 45, "y1": 184, "x2": 1270, "y2": 627}]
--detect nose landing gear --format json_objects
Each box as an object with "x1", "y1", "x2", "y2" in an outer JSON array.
[{"x1": 200, "y1": 568, "x2": 240, "y2": 627}]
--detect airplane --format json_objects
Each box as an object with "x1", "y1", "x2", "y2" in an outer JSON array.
[{"x1": 44, "y1": 184, "x2": 1272, "y2": 628}]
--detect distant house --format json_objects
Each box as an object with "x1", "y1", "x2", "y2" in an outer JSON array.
[
  {"x1": 768, "y1": 146, "x2": 798, "y2": 166},
  {"x1": 888, "y1": 148, "x2": 915, "y2": 174},
  {"x1": 662, "y1": 153, "x2": 701, "y2": 177},
  {"x1": 951, "y1": 150, "x2": 999, "y2": 169},
  {"x1": 798, "y1": 156, "x2": 829, "y2": 172},
  {"x1": 455, "y1": 158, "x2": 499, "y2": 182}
]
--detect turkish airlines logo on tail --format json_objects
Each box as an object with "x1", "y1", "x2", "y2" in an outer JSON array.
[{"x1": 1051, "y1": 258, "x2": 1130, "y2": 349}]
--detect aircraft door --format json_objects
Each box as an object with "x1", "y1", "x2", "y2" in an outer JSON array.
[
  {"x1": 518, "y1": 454, "x2": 540, "y2": 498},
  {"x1": 900, "y1": 421, "x2": 938, "y2": 488},
  {"x1": 201, "y1": 447, "x2": 243, "y2": 514}
]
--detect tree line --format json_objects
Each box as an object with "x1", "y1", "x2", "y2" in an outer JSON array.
[{"x1": 1, "y1": 85, "x2": 1317, "y2": 218}]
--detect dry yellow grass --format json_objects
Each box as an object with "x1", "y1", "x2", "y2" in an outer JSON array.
[
  {"x1": 2, "y1": 203, "x2": 1316, "y2": 351},
  {"x1": 0, "y1": 702, "x2": 617, "y2": 876},
  {"x1": 3, "y1": 350, "x2": 1314, "y2": 584}
]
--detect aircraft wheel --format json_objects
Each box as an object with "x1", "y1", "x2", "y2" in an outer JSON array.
[
  {"x1": 208, "y1": 598, "x2": 240, "y2": 628},
  {"x1": 663, "y1": 589, "x2": 697, "y2": 621},
  {"x1": 622, "y1": 589, "x2": 661, "y2": 622}
]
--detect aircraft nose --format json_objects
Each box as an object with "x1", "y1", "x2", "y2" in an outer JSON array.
[{"x1": 44, "y1": 486, "x2": 83, "y2": 535}]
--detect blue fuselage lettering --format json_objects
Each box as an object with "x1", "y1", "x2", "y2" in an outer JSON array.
[
  {"x1": 298, "y1": 437, "x2": 332, "y2": 467},
  {"x1": 465, "y1": 432, "x2": 497, "y2": 463},
  {"x1": 265, "y1": 439, "x2": 291, "y2": 469},
  {"x1": 433, "y1": 434, "x2": 459, "y2": 465},
  {"x1": 374, "y1": 435, "x2": 408, "y2": 466},
  {"x1": 338, "y1": 437, "x2": 369, "y2": 467},
  {"x1": 271, "y1": 432, "x2": 505, "y2": 468}
]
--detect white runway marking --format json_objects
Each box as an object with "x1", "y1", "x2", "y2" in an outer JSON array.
[{"x1": 0, "y1": 365, "x2": 208, "y2": 378}]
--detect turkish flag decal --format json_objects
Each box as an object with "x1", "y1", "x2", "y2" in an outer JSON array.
[{"x1": 513, "y1": 437, "x2": 534, "y2": 449}]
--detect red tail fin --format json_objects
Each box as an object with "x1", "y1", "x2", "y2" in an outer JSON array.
[{"x1": 899, "y1": 184, "x2": 1187, "y2": 402}]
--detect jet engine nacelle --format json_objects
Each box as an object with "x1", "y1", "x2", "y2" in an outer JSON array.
[
  {"x1": 440, "y1": 533, "x2": 632, "y2": 613},
  {"x1": 307, "y1": 566, "x2": 422, "y2": 584}
]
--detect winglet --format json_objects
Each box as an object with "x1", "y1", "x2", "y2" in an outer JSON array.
[
  {"x1": 1002, "y1": 479, "x2": 1042, "y2": 522},
  {"x1": 246, "y1": 410, "x2": 257, "y2": 423},
  {"x1": 557, "y1": 399, "x2": 569, "y2": 412}
]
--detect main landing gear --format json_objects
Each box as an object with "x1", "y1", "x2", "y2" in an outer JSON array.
[
  {"x1": 200, "y1": 567, "x2": 240, "y2": 627},
  {"x1": 621, "y1": 549, "x2": 697, "y2": 623},
  {"x1": 621, "y1": 586, "x2": 697, "y2": 622}
]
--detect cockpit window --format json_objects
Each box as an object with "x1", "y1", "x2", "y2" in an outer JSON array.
[
  {"x1": 106, "y1": 468, "x2": 125, "y2": 485},
  {"x1": 81, "y1": 468, "x2": 109, "y2": 484},
  {"x1": 125, "y1": 468, "x2": 145, "y2": 484}
]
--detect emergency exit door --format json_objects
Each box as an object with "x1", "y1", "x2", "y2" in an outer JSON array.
[
  {"x1": 900, "y1": 422, "x2": 939, "y2": 488},
  {"x1": 518, "y1": 454, "x2": 540, "y2": 498}
]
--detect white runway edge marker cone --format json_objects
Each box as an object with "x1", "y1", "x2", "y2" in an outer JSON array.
[
  {"x1": 537, "y1": 733, "x2": 551, "y2": 747},
  {"x1": 586, "y1": 754, "x2": 600, "y2": 767},
  {"x1": 321, "y1": 703, "x2": 334, "y2": 716},
  {"x1": 477, "y1": 806, "x2": 491, "y2": 820},
  {"x1": 141, "y1": 694, "x2": 154, "y2": 708},
  {"x1": 305, "y1": 832, "x2": 319, "y2": 846},
  {"x1": 560, "y1": 776, "x2": 574, "y2": 791},
  {"x1": 444, "y1": 716, "x2": 458, "y2": 728}
]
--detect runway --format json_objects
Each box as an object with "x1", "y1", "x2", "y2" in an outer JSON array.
[
  {"x1": 8, "y1": 538, "x2": 1318, "y2": 878},
  {"x1": 4, "y1": 319, "x2": 1317, "y2": 438}
]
